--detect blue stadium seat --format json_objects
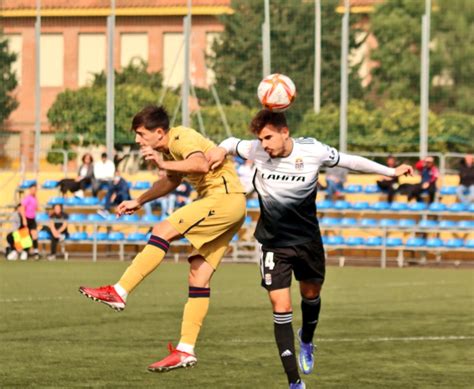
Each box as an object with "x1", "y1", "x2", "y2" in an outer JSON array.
[
  {"x1": 345, "y1": 184, "x2": 362, "y2": 194},
  {"x1": 320, "y1": 217, "x2": 341, "y2": 227},
  {"x1": 104, "y1": 214, "x2": 118, "y2": 222},
  {"x1": 68, "y1": 213, "x2": 87, "y2": 222},
  {"x1": 87, "y1": 213, "x2": 104, "y2": 222},
  {"x1": 364, "y1": 184, "x2": 380, "y2": 194},
  {"x1": 317, "y1": 200, "x2": 334, "y2": 210},
  {"x1": 398, "y1": 219, "x2": 416, "y2": 228},
  {"x1": 360, "y1": 218, "x2": 378, "y2": 227},
  {"x1": 408, "y1": 202, "x2": 427, "y2": 212},
  {"x1": 353, "y1": 201, "x2": 369, "y2": 210},
  {"x1": 48, "y1": 197, "x2": 65, "y2": 206},
  {"x1": 459, "y1": 220, "x2": 474, "y2": 229},
  {"x1": 326, "y1": 236, "x2": 344, "y2": 245},
  {"x1": 19, "y1": 179, "x2": 37, "y2": 190},
  {"x1": 321, "y1": 235, "x2": 328, "y2": 245},
  {"x1": 81, "y1": 197, "x2": 100, "y2": 206},
  {"x1": 418, "y1": 219, "x2": 439, "y2": 229},
  {"x1": 42, "y1": 180, "x2": 58, "y2": 189},
  {"x1": 246, "y1": 199, "x2": 260, "y2": 209},
  {"x1": 440, "y1": 186, "x2": 457, "y2": 195},
  {"x1": 334, "y1": 200, "x2": 351, "y2": 210},
  {"x1": 390, "y1": 202, "x2": 409, "y2": 211},
  {"x1": 38, "y1": 230, "x2": 51, "y2": 240},
  {"x1": 107, "y1": 232, "x2": 125, "y2": 241},
  {"x1": 386, "y1": 237, "x2": 403, "y2": 247},
  {"x1": 429, "y1": 202, "x2": 447, "y2": 212},
  {"x1": 36, "y1": 212, "x2": 50, "y2": 222},
  {"x1": 370, "y1": 201, "x2": 390, "y2": 211},
  {"x1": 69, "y1": 231, "x2": 88, "y2": 241},
  {"x1": 405, "y1": 237, "x2": 426, "y2": 247},
  {"x1": 244, "y1": 216, "x2": 253, "y2": 225},
  {"x1": 439, "y1": 220, "x2": 457, "y2": 229},
  {"x1": 465, "y1": 240, "x2": 474, "y2": 249},
  {"x1": 469, "y1": 203, "x2": 474, "y2": 213},
  {"x1": 232, "y1": 234, "x2": 239, "y2": 242},
  {"x1": 341, "y1": 217, "x2": 357, "y2": 227},
  {"x1": 141, "y1": 214, "x2": 161, "y2": 223},
  {"x1": 132, "y1": 181, "x2": 151, "y2": 190},
  {"x1": 121, "y1": 214, "x2": 140, "y2": 223},
  {"x1": 64, "y1": 197, "x2": 81, "y2": 206},
  {"x1": 444, "y1": 238, "x2": 464, "y2": 248},
  {"x1": 426, "y1": 238, "x2": 443, "y2": 248},
  {"x1": 126, "y1": 232, "x2": 147, "y2": 242},
  {"x1": 346, "y1": 236, "x2": 365, "y2": 246},
  {"x1": 447, "y1": 203, "x2": 466, "y2": 213},
  {"x1": 365, "y1": 236, "x2": 383, "y2": 246},
  {"x1": 379, "y1": 218, "x2": 398, "y2": 228},
  {"x1": 88, "y1": 232, "x2": 108, "y2": 241}
]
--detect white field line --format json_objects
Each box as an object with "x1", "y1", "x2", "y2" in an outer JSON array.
[{"x1": 224, "y1": 335, "x2": 474, "y2": 344}]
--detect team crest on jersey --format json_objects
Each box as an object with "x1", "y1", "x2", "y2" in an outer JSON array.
[
  {"x1": 295, "y1": 158, "x2": 304, "y2": 170},
  {"x1": 265, "y1": 273, "x2": 272, "y2": 285}
]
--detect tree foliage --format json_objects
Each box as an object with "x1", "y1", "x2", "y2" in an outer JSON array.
[
  {"x1": 0, "y1": 34, "x2": 19, "y2": 124},
  {"x1": 209, "y1": 0, "x2": 363, "y2": 124}
]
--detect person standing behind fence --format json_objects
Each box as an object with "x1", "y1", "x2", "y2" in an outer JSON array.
[
  {"x1": 456, "y1": 154, "x2": 474, "y2": 205},
  {"x1": 92, "y1": 152, "x2": 115, "y2": 197},
  {"x1": 20, "y1": 183, "x2": 40, "y2": 260},
  {"x1": 58, "y1": 153, "x2": 94, "y2": 198},
  {"x1": 41, "y1": 204, "x2": 69, "y2": 260},
  {"x1": 407, "y1": 156, "x2": 439, "y2": 204}
]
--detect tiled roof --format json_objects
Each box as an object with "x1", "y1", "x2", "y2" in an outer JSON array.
[{"x1": 1, "y1": 0, "x2": 231, "y2": 10}]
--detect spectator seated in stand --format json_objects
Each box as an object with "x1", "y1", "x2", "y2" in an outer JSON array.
[
  {"x1": 325, "y1": 166, "x2": 347, "y2": 201},
  {"x1": 376, "y1": 155, "x2": 399, "y2": 203},
  {"x1": 40, "y1": 204, "x2": 69, "y2": 260},
  {"x1": 57, "y1": 153, "x2": 94, "y2": 198},
  {"x1": 144, "y1": 180, "x2": 192, "y2": 217},
  {"x1": 97, "y1": 171, "x2": 132, "y2": 218},
  {"x1": 457, "y1": 154, "x2": 474, "y2": 205},
  {"x1": 407, "y1": 156, "x2": 439, "y2": 204},
  {"x1": 6, "y1": 203, "x2": 28, "y2": 261},
  {"x1": 92, "y1": 152, "x2": 115, "y2": 197}
]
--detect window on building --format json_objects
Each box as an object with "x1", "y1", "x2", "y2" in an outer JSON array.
[
  {"x1": 78, "y1": 33, "x2": 106, "y2": 87},
  {"x1": 163, "y1": 33, "x2": 184, "y2": 88},
  {"x1": 40, "y1": 34, "x2": 64, "y2": 87},
  {"x1": 120, "y1": 33, "x2": 148, "y2": 68},
  {"x1": 5, "y1": 34, "x2": 22, "y2": 86},
  {"x1": 206, "y1": 32, "x2": 221, "y2": 86}
]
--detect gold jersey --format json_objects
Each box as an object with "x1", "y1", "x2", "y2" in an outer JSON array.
[{"x1": 163, "y1": 126, "x2": 245, "y2": 197}]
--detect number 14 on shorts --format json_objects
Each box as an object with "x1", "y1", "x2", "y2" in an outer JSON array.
[{"x1": 261, "y1": 251, "x2": 275, "y2": 286}]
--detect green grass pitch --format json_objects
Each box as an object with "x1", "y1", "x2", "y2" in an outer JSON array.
[{"x1": 0, "y1": 261, "x2": 473, "y2": 388}]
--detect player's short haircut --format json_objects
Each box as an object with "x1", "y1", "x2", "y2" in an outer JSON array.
[
  {"x1": 131, "y1": 105, "x2": 170, "y2": 133},
  {"x1": 250, "y1": 109, "x2": 288, "y2": 134}
]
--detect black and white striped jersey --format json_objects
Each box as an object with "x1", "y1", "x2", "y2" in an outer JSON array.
[{"x1": 222, "y1": 137, "x2": 339, "y2": 247}]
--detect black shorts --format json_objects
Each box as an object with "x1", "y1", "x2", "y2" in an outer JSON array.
[
  {"x1": 26, "y1": 218, "x2": 37, "y2": 230},
  {"x1": 259, "y1": 237, "x2": 326, "y2": 291}
]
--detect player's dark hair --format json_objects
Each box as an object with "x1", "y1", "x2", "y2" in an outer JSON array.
[
  {"x1": 131, "y1": 105, "x2": 170, "y2": 133},
  {"x1": 250, "y1": 109, "x2": 288, "y2": 134}
]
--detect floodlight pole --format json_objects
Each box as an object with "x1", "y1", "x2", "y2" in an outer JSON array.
[
  {"x1": 33, "y1": 0, "x2": 41, "y2": 172},
  {"x1": 106, "y1": 0, "x2": 116, "y2": 158},
  {"x1": 262, "y1": 0, "x2": 271, "y2": 77},
  {"x1": 339, "y1": 0, "x2": 349, "y2": 153},
  {"x1": 314, "y1": 0, "x2": 321, "y2": 113},
  {"x1": 182, "y1": 0, "x2": 192, "y2": 127},
  {"x1": 419, "y1": 0, "x2": 431, "y2": 159}
]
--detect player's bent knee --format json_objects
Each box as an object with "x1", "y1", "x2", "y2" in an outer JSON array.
[{"x1": 151, "y1": 220, "x2": 180, "y2": 242}]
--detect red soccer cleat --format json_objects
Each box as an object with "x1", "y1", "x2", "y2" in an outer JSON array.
[
  {"x1": 78, "y1": 285, "x2": 126, "y2": 311},
  {"x1": 148, "y1": 343, "x2": 197, "y2": 373}
]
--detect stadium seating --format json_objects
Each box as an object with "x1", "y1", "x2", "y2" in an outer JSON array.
[
  {"x1": 132, "y1": 181, "x2": 151, "y2": 190},
  {"x1": 42, "y1": 180, "x2": 59, "y2": 189}
]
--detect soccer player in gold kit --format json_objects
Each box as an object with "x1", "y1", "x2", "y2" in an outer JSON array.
[{"x1": 79, "y1": 105, "x2": 246, "y2": 372}]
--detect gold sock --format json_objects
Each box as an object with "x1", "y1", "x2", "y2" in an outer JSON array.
[
  {"x1": 180, "y1": 287, "x2": 211, "y2": 346},
  {"x1": 118, "y1": 235, "x2": 169, "y2": 293}
]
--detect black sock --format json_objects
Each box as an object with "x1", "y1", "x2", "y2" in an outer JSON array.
[
  {"x1": 273, "y1": 312, "x2": 300, "y2": 384},
  {"x1": 301, "y1": 295, "x2": 321, "y2": 344},
  {"x1": 33, "y1": 239, "x2": 38, "y2": 250}
]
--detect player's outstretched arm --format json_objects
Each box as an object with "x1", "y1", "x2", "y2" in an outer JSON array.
[
  {"x1": 116, "y1": 174, "x2": 181, "y2": 217},
  {"x1": 337, "y1": 153, "x2": 413, "y2": 177}
]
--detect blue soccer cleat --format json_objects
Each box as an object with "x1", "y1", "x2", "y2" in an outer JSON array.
[
  {"x1": 289, "y1": 380, "x2": 306, "y2": 389},
  {"x1": 297, "y1": 328, "x2": 315, "y2": 375}
]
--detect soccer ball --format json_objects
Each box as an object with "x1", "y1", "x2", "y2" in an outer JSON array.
[{"x1": 257, "y1": 73, "x2": 296, "y2": 112}]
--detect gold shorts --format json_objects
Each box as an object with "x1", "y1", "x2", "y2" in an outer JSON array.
[{"x1": 167, "y1": 193, "x2": 246, "y2": 269}]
